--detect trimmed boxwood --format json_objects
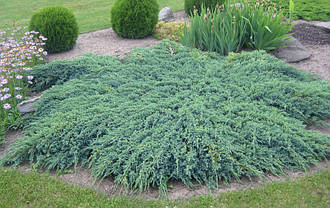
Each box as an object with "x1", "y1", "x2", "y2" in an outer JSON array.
[
  {"x1": 110, "y1": 0, "x2": 159, "y2": 39},
  {"x1": 29, "y1": 6, "x2": 79, "y2": 53}
]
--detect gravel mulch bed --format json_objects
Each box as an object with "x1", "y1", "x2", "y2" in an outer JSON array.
[{"x1": 291, "y1": 23, "x2": 330, "y2": 45}]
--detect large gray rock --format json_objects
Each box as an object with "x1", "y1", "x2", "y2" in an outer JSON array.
[
  {"x1": 315, "y1": 21, "x2": 330, "y2": 33},
  {"x1": 158, "y1": 7, "x2": 174, "y2": 22},
  {"x1": 272, "y1": 37, "x2": 312, "y2": 63},
  {"x1": 17, "y1": 96, "x2": 41, "y2": 114}
]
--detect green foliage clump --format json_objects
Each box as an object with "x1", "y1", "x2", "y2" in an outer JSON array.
[
  {"x1": 184, "y1": 0, "x2": 225, "y2": 15},
  {"x1": 272, "y1": 0, "x2": 330, "y2": 21},
  {"x1": 29, "y1": 54, "x2": 121, "y2": 92},
  {"x1": 1, "y1": 41, "x2": 330, "y2": 196},
  {"x1": 181, "y1": 1, "x2": 293, "y2": 55},
  {"x1": 29, "y1": 6, "x2": 79, "y2": 53},
  {"x1": 111, "y1": 0, "x2": 159, "y2": 39},
  {"x1": 153, "y1": 21, "x2": 186, "y2": 42}
]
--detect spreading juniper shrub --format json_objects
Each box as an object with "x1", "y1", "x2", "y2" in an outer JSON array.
[
  {"x1": 2, "y1": 41, "x2": 329, "y2": 196},
  {"x1": 29, "y1": 54, "x2": 122, "y2": 92}
]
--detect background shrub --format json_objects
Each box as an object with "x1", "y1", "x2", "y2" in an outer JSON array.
[
  {"x1": 29, "y1": 6, "x2": 79, "y2": 53},
  {"x1": 2, "y1": 40, "x2": 329, "y2": 196},
  {"x1": 111, "y1": 0, "x2": 159, "y2": 39},
  {"x1": 153, "y1": 21, "x2": 186, "y2": 42},
  {"x1": 184, "y1": 0, "x2": 225, "y2": 15}
]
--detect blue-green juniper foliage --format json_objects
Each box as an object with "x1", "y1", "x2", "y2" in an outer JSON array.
[{"x1": 1, "y1": 41, "x2": 329, "y2": 195}]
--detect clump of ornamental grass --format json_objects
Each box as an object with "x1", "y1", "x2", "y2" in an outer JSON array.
[
  {"x1": 0, "y1": 24, "x2": 47, "y2": 143},
  {"x1": 180, "y1": 0, "x2": 293, "y2": 55},
  {"x1": 1, "y1": 40, "x2": 329, "y2": 196}
]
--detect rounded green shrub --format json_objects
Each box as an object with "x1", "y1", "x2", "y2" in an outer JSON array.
[
  {"x1": 184, "y1": 0, "x2": 225, "y2": 15},
  {"x1": 29, "y1": 6, "x2": 79, "y2": 54},
  {"x1": 111, "y1": 0, "x2": 159, "y2": 39}
]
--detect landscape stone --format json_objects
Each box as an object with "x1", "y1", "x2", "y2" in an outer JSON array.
[
  {"x1": 17, "y1": 96, "x2": 41, "y2": 114},
  {"x1": 272, "y1": 37, "x2": 312, "y2": 63},
  {"x1": 158, "y1": 7, "x2": 174, "y2": 22},
  {"x1": 315, "y1": 21, "x2": 330, "y2": 33}
]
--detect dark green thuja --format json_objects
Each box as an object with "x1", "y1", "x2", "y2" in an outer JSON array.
[
  {"x1": 1, "y1": 41, "x2": 329, "y2": 196},
  {"x1": 111, "y1": 0, "x2": 159, "y2": 38},
  {"x1": 29, "y1": 6, "x2": 78, "y2": 53}
]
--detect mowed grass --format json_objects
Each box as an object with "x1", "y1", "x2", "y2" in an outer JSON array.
[
  {"x1": 0, "y1": 168, "x2": 329, "y2": 208},
  {"x1": 1, "y1": 0, "x2": 329, "y2": 34},
  {"x1": 0, "y1": 0, "x2": 184, "y2": 34}
]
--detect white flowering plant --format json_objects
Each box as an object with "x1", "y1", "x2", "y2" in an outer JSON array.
[{"x1": 0, "y1": 23, "x2": 47, "y2": 140}]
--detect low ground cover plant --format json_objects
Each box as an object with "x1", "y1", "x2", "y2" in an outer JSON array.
[
  {"x1": 181, "y1": 0, "x2": 293, "y2": 55},
  {"x1": 111, "y1": 0, "x2": 159, "y2": 38},
  {"x1": 272, "y1": 0, "x2": 330, "y2": 21},
  {"x1": 29, "y1": 54, "x2": 121, "y2": 92},
  {"x1": 0, "y1": 25, "x2": 47, "y2": 143},
  {"x1": 1, "y1": 40, "x2": 329, "y2": 196},
  {"x1": 29, "y1": 6, "x2": 79, "y2": 53}
]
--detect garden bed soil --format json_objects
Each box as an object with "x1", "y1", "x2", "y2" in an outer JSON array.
[
  {"x1": 288, "y1": 20, "x2": 330, "y2": 81},
  {"x1": 46, "y1": 12, "x2": 189, "y2": 62},
  {"x1": 1, "y1": 12, "x2": 330, "y2": 200}
]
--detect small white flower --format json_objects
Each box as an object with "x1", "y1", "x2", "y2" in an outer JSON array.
[
  {"x1": 2, "y1": 87, "x2": 9, "y2": 92},
  {"x1": 15, "y1": 74, "x2": 23, "y2": 79},
  {"x1": 3, "y1": 103, "x2": 11, "y2": 110},
  {"x1": 1, "y1": 79, "x2": 8, "y2": 85},
  {"x1": 16, "y1": 94, "x2": 22, "y2": 99}
]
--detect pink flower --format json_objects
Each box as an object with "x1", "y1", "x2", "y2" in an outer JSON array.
[
  {"x1": 3, "y1": 103, "x2": 11, "y2": 110},
  {"x1": 15, "y1": 74, "x2": 23, "y2": 79},
  {"x1": 27, "y1": 76, "x2": 33, "y2": 80},
  {"x1": 2, "y1": 88, "x2": 9, "y2": 92},
  {"x1": 15, "y1": 87, "x2": 22, "y2": 91},
  {"x1": 43, "y1": 51, "x2": 48, "y2": 56},
  {"x1": 3, "y1": 93, "x2": 11, "y2": 99},
  {"x1": 23, "y1": 67, "x2": 32, "y2": 71},
  {"x1": 1, "y1": 79, "x2": 8, "y2": 85},
  {"x1": 15, "y1": 94, "x2": 22, "y2": 99}
]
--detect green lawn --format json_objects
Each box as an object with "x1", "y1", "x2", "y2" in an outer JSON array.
[
  {"x1": 0, "y1": 168, "x2": 329, "y2": 208},
  {"x1": 0, "y1": 0, "x2": 184, "y2": 34},
  {"x1": 273, "y1": 0, "x2": 330, "y2": 21},
  {"x1": 1, "y1": 0, "x2": 329, "y2": 34}
]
